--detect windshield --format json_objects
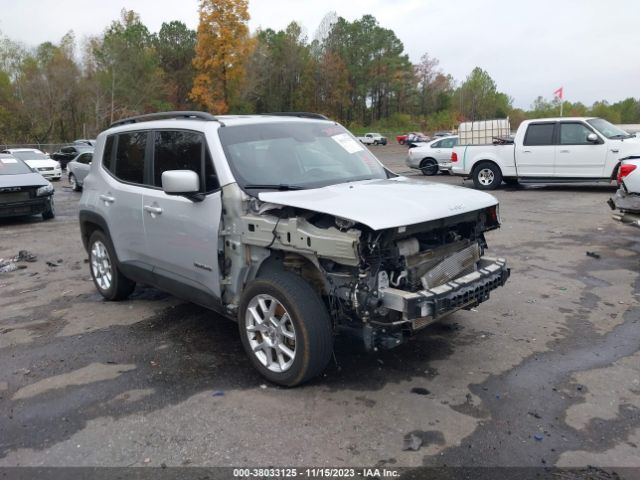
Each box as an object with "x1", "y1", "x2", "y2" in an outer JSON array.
[
  {"x1": 218, "y1": 122, "x2": 388, "y2": 191},
  {"x1": 586, "y1": 118, "x2": 631, "y2": 139},
  {"x1": 11, "y1": 151, "x2": 49, "y2": 161},
  {"x1": 0, "y1": 157, "x2": 34, "y2": 175}
]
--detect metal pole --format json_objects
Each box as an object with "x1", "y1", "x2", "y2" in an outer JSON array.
[{"x1": 560, "y1": 100, "x2": 563, "y2": 117}]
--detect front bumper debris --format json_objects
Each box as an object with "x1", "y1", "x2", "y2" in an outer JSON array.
[
  {"x1": 378, "y1": 257, "x2": 509, "y2": 329},
  {"x1": 608, "y1": 188, "x2": 640, "y2": 228}
]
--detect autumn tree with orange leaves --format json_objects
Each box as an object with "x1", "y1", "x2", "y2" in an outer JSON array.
[{"x1": 190, "y1": 0, "x2": 253, "y2": 114}]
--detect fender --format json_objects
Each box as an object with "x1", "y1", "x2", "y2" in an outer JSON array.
[{"x1": 79, "y1": 209, "x2": 111, "y2": 252}]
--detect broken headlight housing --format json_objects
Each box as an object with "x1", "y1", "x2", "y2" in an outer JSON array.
[
  {"x1": 36, "y1": 183, "x2": 53, "y2": 196},
  {"x1": 335, "y1": 216, "x2": 356, "y2": 230}
]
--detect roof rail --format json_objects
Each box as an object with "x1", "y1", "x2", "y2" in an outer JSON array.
[
  {"x1": 261, "y1": 112, "x2": 330, "y2": 120},
  {"x1": 110, "y1": 111, "x2": 224, "y2": 128}
]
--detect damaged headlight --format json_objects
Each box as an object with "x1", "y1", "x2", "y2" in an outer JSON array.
[
  {"x1": 36, "y1": 183, "x2": 53, "y2": 196},
  {"x1": 335, "y1": 216, "x2": 356, "y2": 230}
]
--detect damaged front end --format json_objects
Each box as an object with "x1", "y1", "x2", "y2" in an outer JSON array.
[
  {"x1": 608, "y1": 187, "x2": 640, "y2": 228},
  {"x1": 220, "y1": 182, "x2": 509, "y2": 352}
]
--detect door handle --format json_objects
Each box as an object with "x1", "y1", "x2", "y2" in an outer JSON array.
[
  {"x1": 611, "y1": 149, "x2": 619, "y2": 153},
  {"x1": 144, "y1": 205, "x2": 163, "y2": 215},
  {"x1": 522, "y1": 150, "x2": 532, "y2": 153},
  {"x1": 99, "y1": 194, "x2": 115, "y2": 204},
  {"x1": 559, "y1": 150, "x2": 570, "y2": 153}
]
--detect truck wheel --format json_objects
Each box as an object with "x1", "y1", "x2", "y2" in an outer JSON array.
[
  {"x1": 88, "y1": 230, "x2": 136, "y2": 301},
  {"x1": 472, "y1": 162, "x2": 502, "y2": 190},
  {"x1": 238, "y1": 270, "x2": 333, "y2": 387},
  {"x1": 420, "y1": 158, "x2": 439, "y2": 176}
]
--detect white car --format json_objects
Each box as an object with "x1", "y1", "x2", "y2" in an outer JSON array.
[
  {"x1": 1, "y1": 148, "x2": 62, "y2": 181},
  {"x1": 406, "y1": 135, "x2": 459, "y2": 175},
  {"x1": 608, "y1": 157, "x2": 640, "y2": 227},
  {"x1": 67, "y1": 150, "x2": 94, "y2": 191},
  {"x1": 357, "y1": 133, "x2": 388, "y2": 145}
]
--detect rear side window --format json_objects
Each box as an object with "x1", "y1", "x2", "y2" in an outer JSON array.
[
  {"x1": 153, "y1": 130, "x2": 219, "y2": 192},
  {"x1": 115, "y1": 132, "x2": 147, "y2": 184},
  {"x1": 524, "y1": 123, "x2": 555, "y2": 146},
  {"x1": 102, "y1": 136, "x2": 115, "y2": 173}
]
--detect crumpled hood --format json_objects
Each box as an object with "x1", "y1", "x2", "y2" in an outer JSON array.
[
  {"x1": 258, "y1": 177, "x2": 498, "y2": 230},
  {"x1": 0, "y1": 172, "x2": 48, "y2": 188}
]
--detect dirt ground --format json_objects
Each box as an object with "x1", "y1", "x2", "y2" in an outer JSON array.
[{"x1": 0, "y1": 143, "x2": 638, "y2": 471}]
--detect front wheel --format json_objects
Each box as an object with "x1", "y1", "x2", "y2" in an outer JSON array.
[
  {"x1": 238, "y1": 270, "x2": 333, "y2": 387},
  {"x1": 69, "y1": 173, "x2": 81, "y2": 191},
  {"x1": 42, "y1": 198, "x2": 55, "y2": 220},
  {"x1": 472, "y1": 162, "x2": 503, "y2": 190}
]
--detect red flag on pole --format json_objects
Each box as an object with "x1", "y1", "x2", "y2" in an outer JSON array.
[{"x1": 553, "y1": 87, "x2": 564, "y2": 99}]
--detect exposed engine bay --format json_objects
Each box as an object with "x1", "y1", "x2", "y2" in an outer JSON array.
[{"x1": 220, "y1": 182, "x2": 509, "y2": 352}]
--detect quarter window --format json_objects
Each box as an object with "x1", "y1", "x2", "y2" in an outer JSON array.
[
  {"x1": 115, "y1": 131, "x2": 147, "y2": 184},
  {"x1": 559, "y1": 123, "x2": 594, "y2": 145},
  {"x1": 523, "y1": 123, "x2": 555, "y2": 146}
]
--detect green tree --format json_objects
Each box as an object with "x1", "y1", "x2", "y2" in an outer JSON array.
[{"x1": 154, "y1": 21, "x2": 196, "y2": 109}]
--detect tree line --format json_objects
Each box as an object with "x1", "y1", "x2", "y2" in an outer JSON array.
[{"x1": 1, "y1": 1, "x2": 639, "y2": 144}]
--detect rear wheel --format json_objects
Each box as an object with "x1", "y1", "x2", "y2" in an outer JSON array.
[
  {"x1": 420, "y1": 158, "x2": 439, "y2": 176},
  {"x1": 472, "y1": 161, "x2": 502, "y2": 190},
  {"x1": 238, "y1": 270, "x2": 333, "y2": 387},
  {"x1": 88, "y1": 230, "x2": 135, "y2": 300},
  {"x1": 69, "y1": 173, "x2": 81, "y2": 191}
]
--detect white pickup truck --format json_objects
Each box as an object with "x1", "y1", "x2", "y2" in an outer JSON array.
[
  {"x1": 357, "y1": 132, "x2": 388, "y2": 146},
  {"x1": 451, "y1": 117, "x2": 640, "y2": 189}
]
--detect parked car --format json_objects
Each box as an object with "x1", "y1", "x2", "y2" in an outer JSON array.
[
  {"x1": 67, "y1": 151, "x2": 94, "y2": 191},
  {"x1": 51, "y1": 144, "x2": 94, "y2": 169},
  {"x1": 1, "y1": 148, "x2": 62, "y2": 181},
  {"x1": 608, "y1": 157, "x2": 640, "y2": 227},
  {"x1": 79, "y1": 111, "x2": 509, "y2": 386},
  {"x1": 451, "y1": 117, "x2": 640, "y2": 190},
  {"x1": 406, "y1": 135, "x2": 459, "y2": 175},
  {"x1": 357, "y1": 132, "x2": 387, "y2": 145},
  {"x1": 396, "y1": 132, "x2": 429, "y2": 145},
  {"x1": 0, "y1": 154, "x2": 55, "y2": 220}
]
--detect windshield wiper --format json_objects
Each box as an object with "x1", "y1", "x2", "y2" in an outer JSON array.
[
  {"x1": 610, "y1": 134, "x2": 634, "y2": 139},
  {"x1": 244, "y1": 184, "x2": 304, "y2": 191}
]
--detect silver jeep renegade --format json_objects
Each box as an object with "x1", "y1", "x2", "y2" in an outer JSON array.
[{"x1": 79, "y1": 111, "x2": 509, "y2": 386}]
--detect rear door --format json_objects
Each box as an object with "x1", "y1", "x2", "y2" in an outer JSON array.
[
  {"x1": 432, "y1": 137, "x2": 458, "y2": 164},
  {"x1": 98, "y1": 132, "x2": 149, "y2": 266},
  {"x1": 554, "y1": 121, "x2": 606, "y2": 177},
  {"x1": 74, "y1": 152, "x2": 93, "y2": 183},
  {"x1": 515, "y1": 122, "x2": 556, "y2": 176},
  {"x1": 142, "y1": 130, "x2": 222, "y2": 300}
]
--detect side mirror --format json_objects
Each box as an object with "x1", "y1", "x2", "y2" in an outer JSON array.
[
  {"x1": 587, "y1": 133, "x2": 599, "y2": 143},
  {"x1": 161, "y1": 170, "x2": 201, "y2": 199}
]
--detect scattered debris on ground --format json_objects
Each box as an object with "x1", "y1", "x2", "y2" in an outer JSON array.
[
  {"x1": 0, "y1": 250, "x2": 38, "y2": 273},
  {"x1": 586, "y1": 251, "x2": 601, "y2": 259}
]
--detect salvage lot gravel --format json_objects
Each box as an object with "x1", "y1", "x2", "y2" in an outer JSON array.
[{"x1": 0, "y1": 143, "x2": 638, "y2": 469}]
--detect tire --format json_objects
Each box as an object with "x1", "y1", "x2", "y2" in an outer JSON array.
[
  {"x1": 42, "y1": 197, "x2": 55, "y2": 220},
  {"x1": 238, "y1": 270, "x2": 333, "y2": 387},
  {"x1": 88, "y1": 230, "x2": 136, "y2": 301},
  {"x1": 472, "y1": 161, "x2": 503, "y2": 190},
  {"x1": 399, "y1": 140, "x2": 405, "y2": 145},
  {"x1": 69, "y1": 173, "x2": 81, "y2": 191},
  {"x1": 420, "y1": 158, "x2": 439, "y2": 176}
]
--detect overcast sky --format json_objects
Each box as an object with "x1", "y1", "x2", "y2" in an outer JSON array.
[{"x1": 0, "y1": 0, "x2": 637, "y2": 109}]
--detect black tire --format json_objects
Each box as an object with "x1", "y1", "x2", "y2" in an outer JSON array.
[
  {"x1": 42, "y1": 197, "x2": 55, "y2": 220},
  {"x1": 69, "y1": 173, "x2": 81, "y2": 191},
  {"x1": 238, "y1": 270, "x2": 333, "y2": 387},
  {"x1": 399, "y1": 140, "x2": 405, "y2": 145},
  {"x1": 420, "y1": 158, "x2": 439, "y2": 176},
  {"x1": 88, "y1": 230, "x2": 135, "y2": 301},
  {"x1": 472, "y1": 161, "x2": 503, "y2": 190}
]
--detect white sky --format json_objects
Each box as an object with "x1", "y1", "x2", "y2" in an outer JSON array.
[{"x1": 0, "y1": 0, "x2": 638, "y2": 109}]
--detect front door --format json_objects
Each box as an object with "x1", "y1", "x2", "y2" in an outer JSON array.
[
  {"x1": 142, "y1": 130, "x2": 222, "y2": 300},
  {"x1": 554, "y1": 121, "x2": 607, "y2": 178}
]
